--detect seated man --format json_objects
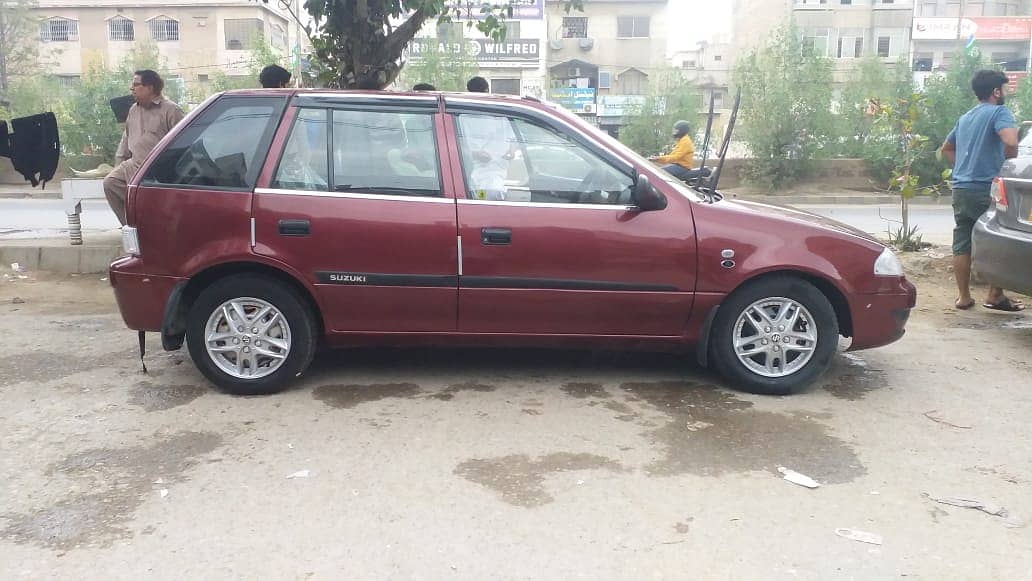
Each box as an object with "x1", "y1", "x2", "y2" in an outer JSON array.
[{"x1": 649, "y1": 120, "x2": 695, "y2": 181}]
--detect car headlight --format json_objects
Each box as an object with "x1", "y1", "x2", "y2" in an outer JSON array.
[
  {"x1": 121, "y1": 226, "x2": 141, "y2": 256},
  {"x1": 874, "y1": 247, "x2": 903, "y2": 277}
]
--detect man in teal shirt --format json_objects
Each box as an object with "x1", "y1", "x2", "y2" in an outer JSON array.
[{"x1": 940, "y1": 69, "x2": 1023, "y2": 311}]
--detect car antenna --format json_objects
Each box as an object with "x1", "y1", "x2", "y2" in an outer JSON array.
[
  {"x1": 697, "y1": 90, "x2": 716, "y2": 171},
  {"x1": 705, "y1": 87, "x2": 741, "y2": 199}
]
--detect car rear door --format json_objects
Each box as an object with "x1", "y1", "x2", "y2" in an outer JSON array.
[
  {"x1": 252, "y1": 94, "x2": 458, "y2": 332},
  {"x1": 445, "y1": 101, "x2": 696, "y2": 336}
]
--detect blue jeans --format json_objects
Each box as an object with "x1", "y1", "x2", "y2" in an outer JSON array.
[{"x1": 662, "y1": 164, "x2": 693, "y2": 180}]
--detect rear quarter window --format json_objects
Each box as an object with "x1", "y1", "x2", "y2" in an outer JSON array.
[{"x1": 143, "y1": 95, "x2": 287, "y2": 190}]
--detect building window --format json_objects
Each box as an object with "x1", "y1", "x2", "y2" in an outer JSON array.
[
  {"x1": 837, "y1": 29, "x2": 863, "y2": 58},
  {"x1": 598, "y1": 71, "x2": 612, "y2": 89},
  {"x1": 270, "y1": 23, "x2": 287, "y2": 48},
  {"x1": 618, "y1": 69, "x2": 648, "y2": 95},
  {"x1": 150, "y1": 17, "x2": 179, "y2": 42},
  {"x1": 562, "y1": 17, "x2": 587, "y2": 39},
  {"x1": 877, "y1": 36, "x2": 890, "y2": 57},
  {"x1": 54, "y1": 74, "x2": 80, "y2": 87},
  {"x1": 108, "y1": 16, "x2": 134, "y2": 41},
  {"x1": 992, "y1": 52, "x2": 1025, "y2": 71},
  {"x1": 491, "y1": 78, "x2": 521, "y2": 95},
  {"x1": 617, "y1": 16, "x2": 650, "y2": 38},
  {"x1": 874, "y1": 28, "x2": 906, "y2": 58},
  {"x1": 225, "y1": 18, "x2": 264, "y2": 50},
  {"x1": 802, "y1": 28, "x2": 830, "y2": 57},
  {"x1": 682, "y1": 60, "x2": 696, "y2": 69},
  {"x1": 714, "y1": 54, "x2": 723, "y2": 62},
  {"x1": 198, "y1": 74, "x2": 210, "y2": 82},
  {"x1": 40, "y1": 17, "x2": 79, "y2": 42},
  {"x1": 913, "y1": 53, "x2": 933, "y2": 71},
  {"x1": 503, "y1": 21, "x2": 520, "y2": 39}
]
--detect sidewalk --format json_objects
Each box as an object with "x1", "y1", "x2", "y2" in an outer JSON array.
[
  {"x1": 0, "y1": 183, "x2": 62, "y2": 199},
  {"x1": 1, "y1": 230, "x2": 122, "y2": 274}
]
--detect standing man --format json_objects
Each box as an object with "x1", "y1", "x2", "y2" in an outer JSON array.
[
  {"x1": 103, "y1": 70, "x2": 185, "y2": 225},
  {"x1": 650, "y1": 120, "x2": 695, "y2": 180},
  {"x1": 259, "y1": 64, "x2": 291, "y2": 88},
  {"x1": 940, "y1": 69, "x2": 1024, "y2": 312}
]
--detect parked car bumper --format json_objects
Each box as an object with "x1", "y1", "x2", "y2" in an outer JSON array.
[
  {"x1": 848, "y1": 278, "x2": 917, "y2": 351},
  {"x1": 973, "y1": 213, "x2": 1032, "y2": 296},
  {"x1": 109, "y1": 257, "x2": 185, "y2": 331}
]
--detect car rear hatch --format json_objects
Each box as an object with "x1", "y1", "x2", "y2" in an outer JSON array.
[{"x1": 993, "y1": 176, "x2": 1032, "y2": 233}]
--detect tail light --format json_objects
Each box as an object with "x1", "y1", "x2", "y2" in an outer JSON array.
[{"x1": 991, "y1": 177, "x2": 1008, "y2": 211}]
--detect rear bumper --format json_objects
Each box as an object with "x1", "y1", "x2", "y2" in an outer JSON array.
[
  {"x1": 109, "y1": 256, "x2": 186, "y2": 331},
  {"x1": 973, "y1": 213, "x2": 1032, "y2": 296},
  {"x1": 848, "y1": 278, "x2": 917, "y2": 351}
]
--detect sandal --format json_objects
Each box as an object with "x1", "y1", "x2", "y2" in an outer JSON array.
[
  {"x1": 983, "y1": 297, "x2": 1025, "y2": 312},
  {"x1": 955, "y1": 299, "x2": 975, "y2": 310}
]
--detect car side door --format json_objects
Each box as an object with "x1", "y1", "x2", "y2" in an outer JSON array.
[
  {"x1": 447, "y1": 104, "x2": 697, "y2": 336},
  {"x1": 252, "y1": 95, "x2": 459, "y2": 333}
]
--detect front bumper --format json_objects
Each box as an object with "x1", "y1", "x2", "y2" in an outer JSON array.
[
  {"x1": 973, "y1": 213, "x2": 1032, "y2": 296},
  {"x1": 109, "y1": 256, "x2": 186, "y2": 331},
  {"x1": 848, "y1": 278, "x2": 917, "y2": 351}
]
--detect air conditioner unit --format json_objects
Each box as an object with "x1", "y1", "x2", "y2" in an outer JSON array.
[
  {"x1": 548, "y1": 38, "x2": 563, "y2": 51},
  {"x1": 578, "y1": 37, "x2": 594, "y2": 50},
  {"x1": 581, "y1": 103, "x2": 597, "y2": 114}
]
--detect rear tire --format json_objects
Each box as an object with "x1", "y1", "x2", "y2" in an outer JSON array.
[
  {"x1": 186, "y1": 274, "x2": 316, "y2": 395},
  {"x1": 711, "y1": 276, "x2": 838, "y2": 395}
]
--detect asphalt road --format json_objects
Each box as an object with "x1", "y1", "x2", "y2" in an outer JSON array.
[
  {"x1": 0, "y1": 258, "x2": 1030, "y2": 579},
  {"x1": 0, "y1": 198, "x2": 956, "y2": 244}
]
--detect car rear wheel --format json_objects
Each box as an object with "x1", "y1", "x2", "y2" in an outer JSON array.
[
  {"x1": 711, "y1": 276, "x2": 838, "y2": 395},
  {"x1": 186, "y1": 274, "x2": 316, "y2": 395}
]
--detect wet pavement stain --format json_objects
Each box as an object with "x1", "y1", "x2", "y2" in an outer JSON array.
[
  {"x1": 820, "y1": 354, "x2": 889, "y2": 401},
  {"x1": 620, "y1": 381, "x2": 865, "y2": 483},
  {"x1": 522, "y1": 408, "x2": 543, "y2": 416},
  {"x1": 0, "y1": 352, "x2": 101, "y2": 388},
  {"x1": 602, "y1": 400, "x2": 639, "y2": 422},
  {"x1": 561, "y1": 382, "x2": 609, "y2": 399},
  {"x1": 1, "y1": 431, "x2": 223, "y2": 550},
  {"x1": 129, "y1": 382, "x2": 207, "y2": 412},
  {"x1": 674, "y1": 518, "x2": 694, "y2": 534},
  {"x1": 313, "y1": 383, "x2": 421, "y2": 409},
  {"x1": 455, "y1": 453, "x2": 629, "y2": 507},
  {"x1": 429, "y1": 381, "x2": 497, "y2": 401}
]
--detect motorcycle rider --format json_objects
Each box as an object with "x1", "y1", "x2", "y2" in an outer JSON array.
[{"x1": 649, "y1": 120, "x2": 695, "y2": 181}]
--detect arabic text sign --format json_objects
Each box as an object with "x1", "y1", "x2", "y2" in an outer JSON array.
[
  {"x1": 549, "y1": 88, "x2": 596, "y2": 109},
  {"x1": 913, "y1": 17, "x2": 1032, "y2": 40}
]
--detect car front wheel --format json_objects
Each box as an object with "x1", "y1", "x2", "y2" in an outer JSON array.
[
  {"x1": 712, "y1": 276, "x2": 839, "y2": 395},
  {"x1": 186, "y1": 274, "x2": 316, "y2": 395}
]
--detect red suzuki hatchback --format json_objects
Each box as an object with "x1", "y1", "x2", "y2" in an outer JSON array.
[{"x1": 109, "y1": 90, "x2": 915, "y2": 396}]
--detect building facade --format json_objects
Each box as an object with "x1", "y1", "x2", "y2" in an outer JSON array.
[
  {"x1": 544, "y1": 0, "x2": 668, "y2": 134},
  {"x1": 404, "y1": 0, "x2": 548, "y2": 96},
  {"x1": 672, "y1": 37, "x2": 733, "y2": 127},
  {"x1": 33, "y1": 0, "x2": 291, "y2": 87},
  {"x1": 791, "y1": 0, "x2": 914, "y2": 85},
  {"x1": 911, "y1": 0, "x2": 1032, "y2": 90}
]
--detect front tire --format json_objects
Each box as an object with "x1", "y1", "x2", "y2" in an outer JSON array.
[
  {"x1": 186, "y1": 274, "x2": 316, "y2": 395},
  {"x1": 711, "y1": 276, "x2": 838, "y2": 395}
]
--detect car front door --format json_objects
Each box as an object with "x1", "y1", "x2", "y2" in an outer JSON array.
[
  {"x1": 253, "y1": 96, "x2": 458, "y2": 332},
  {"x1": 448, "y1": 107, "x2": 697, "y2": 336}
]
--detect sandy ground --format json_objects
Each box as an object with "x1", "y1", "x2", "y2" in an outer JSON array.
[{"x1": 1, "y1": 252, "x2": 1030, "y2": 580}]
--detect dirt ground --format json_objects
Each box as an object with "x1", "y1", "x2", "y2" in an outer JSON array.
[{"x1": 1, "y1": 251, "x2": 1030, "y2": 580}]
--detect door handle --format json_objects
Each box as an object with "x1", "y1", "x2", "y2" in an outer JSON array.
[
  {"x1": 278, "y1": 219, "x2": 310, "y2": 236},
  {"x1": 481, "y1": 227, "x2": 511, "y2": 245}
]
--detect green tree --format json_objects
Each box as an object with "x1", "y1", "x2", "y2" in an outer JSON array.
[
  {"x1": 257, "y1": 0, "x2": 579, "y2": 89},
  {"x1": 618, "y1": 70, "x2": 698, "y2": 158},
  {"x1": 733, "y1": 23, "x2": 835, "y2": 190},
  {"x1": 1012, "y1": 73, "x2": 1032, "y2": 122},
  {"x1": 834, "y1": 57, "x2": 912, "y2": 157},
  {"x1": 0, "y1": 0, "x2": 39, "y2": 106},
  {"x1": 397, "y1": 27, "x2": 478, "y2": 91}
]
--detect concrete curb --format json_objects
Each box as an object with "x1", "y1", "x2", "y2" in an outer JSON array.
[
  {"x1": 729, "y1": 194, "x2": 951, "y2": 206},
  {"x1": 1, "y1": 232, "x2": 123, "y2": 274}
]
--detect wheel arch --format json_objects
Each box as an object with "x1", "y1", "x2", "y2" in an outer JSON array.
[{"x1": 161, "y1": 261, "x2": 324, "y2": 351}]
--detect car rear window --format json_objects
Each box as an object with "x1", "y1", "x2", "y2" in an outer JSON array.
[{"x1": 143, "y1": 95, "x2": 286, "y2": 190}]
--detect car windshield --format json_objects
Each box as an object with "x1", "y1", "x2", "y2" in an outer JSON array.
[
  {"x1": 549, "y1": 105, "x2": 708, "y2": 203},
  {"x1": 1020, "y1": 128, "x2": 1032, "y2": 156}
]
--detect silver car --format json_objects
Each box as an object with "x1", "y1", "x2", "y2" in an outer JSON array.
[{"x1": 972, "y1": 129, "x2": 1032, "y2": 296}]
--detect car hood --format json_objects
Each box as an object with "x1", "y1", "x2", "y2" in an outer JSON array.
[{"x1": 717, "y1": 198, "x2": 884, "y2": 247}]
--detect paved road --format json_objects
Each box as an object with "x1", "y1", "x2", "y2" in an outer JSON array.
[
  {"x1": 1, "y1": 265, "x2": 1029, "y2": 579},
  {"x1": 0, "y1": 198, "x2": 956, "y2": 245}
]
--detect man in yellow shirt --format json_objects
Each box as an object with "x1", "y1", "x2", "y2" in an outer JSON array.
[{"x1": 649, "y1": 120, "x2": 695, "y2": 181}]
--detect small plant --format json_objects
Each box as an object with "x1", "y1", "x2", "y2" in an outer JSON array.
[{"x1": 888, "y1": 224, "x2": 929, "y2": 252}]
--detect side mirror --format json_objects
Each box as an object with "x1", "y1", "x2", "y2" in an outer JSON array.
[{"x1": 633, "y1": 174, "x2": 667, "y2": 211}]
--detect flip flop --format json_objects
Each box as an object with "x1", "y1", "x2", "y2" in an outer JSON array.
[
  {"x1": 955, "y1": 299, "x2": 975, "y2": 310},
  {"x1": 983, "y1": 297, "x2": 1025, "y2": 312}
]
